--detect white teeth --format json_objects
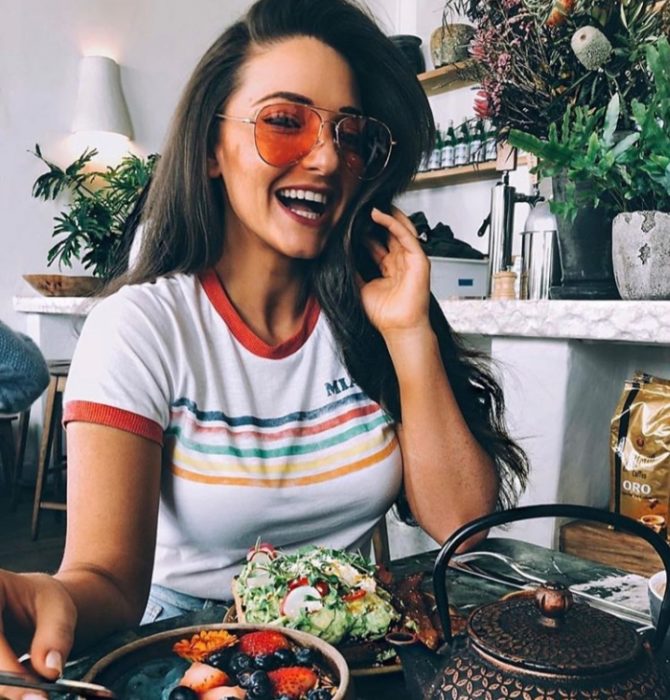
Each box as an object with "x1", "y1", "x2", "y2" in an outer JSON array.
[
  {"x1": 290, "y1": 207, "x2": 319, "y2": 220},
  {"x1": 278, "y1": 188, "x2": 328, "y2": 205}
]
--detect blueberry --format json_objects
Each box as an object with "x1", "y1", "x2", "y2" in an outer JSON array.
[
  {"x1": 236, "y1": 670, "x2": 253, "y2": 688},
  {"x1": 249, "y1": 669, "x2": 272, "y2": 696},
  {"x1": 206, "y1": 646, "x2": 234, "y2": 671},
  {"x1": 247, "y1": 684, "x2": 272, "y2": 700},
  {"x1": 168, "y1": 686, "x2": 198, "y2": 700},
  {"x1": 273, "y1": 648, "x2": 295, "y2": 666},
  {"x1": 307, "y1": 689, "x2": 333, "y2": 700},
  {"x1": 230, "y1": 651, "x2": 254, "y2": 674},
  {"x1": 254, "y1": 652, "x2": 277, "y2": 670},
  {"x1": 294, "y1": 646, "x2": 316, "y2": 665}
]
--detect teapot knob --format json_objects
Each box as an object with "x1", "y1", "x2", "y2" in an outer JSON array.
[{"x1": 535, "y1": 582, "x2": 573, "y2": 628}]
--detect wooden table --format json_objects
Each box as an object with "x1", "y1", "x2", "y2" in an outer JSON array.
[
  {"x1": 61, "y1": 538, "x2": 661, "y2": 699},
  {"x1": 560, "y1": 519, "x2": 664, "y2": 577}
]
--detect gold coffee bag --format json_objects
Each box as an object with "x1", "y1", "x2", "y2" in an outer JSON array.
[{"x1": 610, "y1": 372, "x2": 670, "y2": 538}]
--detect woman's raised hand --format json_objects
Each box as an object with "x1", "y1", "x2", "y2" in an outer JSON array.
[
  {"x1": 358, "y1": 207, "x2": 431, "y2": 338},
  {"x1": 0, "y1": 570, "x2": 77, "y2": 698}
]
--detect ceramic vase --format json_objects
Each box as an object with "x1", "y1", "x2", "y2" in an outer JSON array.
[
  {"x1": 389, "y1": 34, "x2": 425, "y2": 74},
  {"x1": 549, "y1": 175, "x2": 620, "y2": 300},
  {"x1": 612, "y1": 210, "x2": 670, "y2": 300},
  {"x1": 430, "y1": 24, "x2": 475, "y2": 68}
]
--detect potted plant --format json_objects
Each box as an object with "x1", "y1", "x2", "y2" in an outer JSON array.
[
  {"x1": 439, "y1": 0, "x2": 667, "y2": 299},
  {"x1": 30, "y1": 146, "x2": 158, "y2": 289},
  {"x1": 509, "y1": 37, "x2": 670, "y2": 300}
]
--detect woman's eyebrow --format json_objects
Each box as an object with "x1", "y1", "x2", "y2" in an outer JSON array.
[
  {"x1": 253, "y1": 90, "x2": 312, "y2": 105},
  {"x1": 253, "y1": 91, "x2": 362, "y2": 115}
]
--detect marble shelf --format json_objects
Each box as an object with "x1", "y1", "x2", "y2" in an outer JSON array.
[
  {"x1": 14, "y1": 296, "x2": 670, "y2": 345},
  {"x1": 440, "y1": 299, "x2": 670, "y2": 345},
  {"x1": 13, "y1": 295, "x2": 96, "y2": 316}
]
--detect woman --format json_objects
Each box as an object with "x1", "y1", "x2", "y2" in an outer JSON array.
[{"x1": 0, "y1": 0, "x2": 527, "y2": 688}]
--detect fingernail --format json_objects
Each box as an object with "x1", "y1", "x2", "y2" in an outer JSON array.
[
  {"x1": 45, "y1": 649, "x2": 63, "y2": 673},
  {"x1": 23, "y1": 694, "x2": 47, "y2": 700}
]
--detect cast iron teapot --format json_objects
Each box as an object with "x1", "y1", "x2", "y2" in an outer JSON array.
[{"x1": 388, "y1": 504, "x2": 670, "y2": 700}]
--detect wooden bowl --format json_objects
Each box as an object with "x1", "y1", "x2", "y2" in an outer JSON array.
[
  {"x1": 22, "y1": 273, "x2": 104, "y2": 297},
  {"x1": 81, "y1": 622, "x2": 353, "y2": 699}
]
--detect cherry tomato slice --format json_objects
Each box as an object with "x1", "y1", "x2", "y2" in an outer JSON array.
[
  {"x1": 288, "y1": 576, "x2": 309, "y2": 591},
  {"x1": 314, "y1": 580, "x2": 330, "y2": 597},
  {"x1": 343, "y1": 588, "x2": 366, "y2": 602}
]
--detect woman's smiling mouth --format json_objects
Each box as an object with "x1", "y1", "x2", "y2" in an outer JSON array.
[{"x1": 276, "y1": 187, "x2": 330, "y2": 223}]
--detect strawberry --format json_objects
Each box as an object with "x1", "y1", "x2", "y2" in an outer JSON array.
[
  {"x1": 267, "y1": 666, "x2": 318, "y2": 699},
  {"x1": 179, "y1": 662, "x2": 230, "y2": 693},
  {"x1": 238, "y1": 630, "x2": 291, "y2": 656}
]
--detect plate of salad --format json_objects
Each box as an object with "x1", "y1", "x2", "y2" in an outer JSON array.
[{"x1": 230, "y1": 544, "x2": 428, "y2": 675}]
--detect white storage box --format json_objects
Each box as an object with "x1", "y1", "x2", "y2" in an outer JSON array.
[{"x1": 428, "y1": 256, "x2": 488, "y2": 299}]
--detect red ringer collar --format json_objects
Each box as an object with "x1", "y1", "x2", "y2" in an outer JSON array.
[{"x1": 199, "y1": 269, "x2": 320, "y2": 359}]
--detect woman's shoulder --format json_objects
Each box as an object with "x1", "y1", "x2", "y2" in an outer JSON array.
[{"x1": 92, "y1": 273, "x2": 200, "y2": 317}]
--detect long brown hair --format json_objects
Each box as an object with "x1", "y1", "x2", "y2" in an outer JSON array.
[{"x1": 113, "y1": 0, "x2": 528, "y2": 517}]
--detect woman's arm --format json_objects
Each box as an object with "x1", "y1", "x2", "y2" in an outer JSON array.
[
  {"x1": 0, "y1": 320, "x2": 50, "y2": 413},
  {"x1": 0, "y1": 423, "x2": 161, "y2": 681},
  {"x1": 360, "y1": 208, "x2": 498, "y2": 543},
  {"x1": 57, "y1": 423, "x2": 162, "y2": 644},
  {"x1": 385, "y1": 327, "x2": 498, "y2": 542}
]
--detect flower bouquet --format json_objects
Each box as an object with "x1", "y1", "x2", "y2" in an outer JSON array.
[{"x1": 446, "y1": 0, "x2": 669, "y2": 138}]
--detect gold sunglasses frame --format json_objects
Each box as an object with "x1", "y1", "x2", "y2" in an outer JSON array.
[{"x1": 215, "y1": 102, "x2": 396, "y2": 180}]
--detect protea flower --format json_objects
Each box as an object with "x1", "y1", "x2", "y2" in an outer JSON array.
[
  {"x1": 474, "y1": 89, "x2": 492, "y2": 118},
  {"x1": 571, "y1": 26, "x2": 613, "y2": 69}
]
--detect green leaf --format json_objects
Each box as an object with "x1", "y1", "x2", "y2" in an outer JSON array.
[
  {"x1": 602, "y1": 94, "x2": 620, "y2": 148},
  {"x1": 610, "y1": 132, "x2": 640, "y2": 160}
]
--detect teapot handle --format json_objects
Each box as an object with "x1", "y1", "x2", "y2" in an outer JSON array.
[{"x1": 433, "y1": 503, "x2": 670, "y2": 649}]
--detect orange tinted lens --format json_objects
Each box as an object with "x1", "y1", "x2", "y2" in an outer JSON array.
[
  {"x1": 338, "y1": 116, "x2": 391, "y2": 179},
  {"x1": 254, "y1": 103, "x2": 321, "y2": 166}
]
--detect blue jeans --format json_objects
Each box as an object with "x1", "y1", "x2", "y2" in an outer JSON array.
[{"x1": 141, "y1": 583, "x2": 231, "y2": 624}]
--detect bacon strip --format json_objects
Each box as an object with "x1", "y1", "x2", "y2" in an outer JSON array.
[{"x1": 392, "y1": 573, "x2": 441, "y2": 650}]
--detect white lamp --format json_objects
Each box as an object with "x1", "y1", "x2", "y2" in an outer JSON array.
[{"x1": 72, "y1": 55, "x2": 132, "y2": 138}]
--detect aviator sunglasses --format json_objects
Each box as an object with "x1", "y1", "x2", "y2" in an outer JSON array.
[{"x1": 216, "y1": 102, "x2": 396, "y2": 180}]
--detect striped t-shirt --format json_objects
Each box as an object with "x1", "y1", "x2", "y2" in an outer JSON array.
[{"x1": 64, "y1": 270, "x2": 402, "y2": 598}]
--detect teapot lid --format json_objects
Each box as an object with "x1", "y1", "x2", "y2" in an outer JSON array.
[{"x1": 468, "y1": 583, "x2": 641, "y2": 674}]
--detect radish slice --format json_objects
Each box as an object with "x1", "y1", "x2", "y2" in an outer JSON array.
[
  {"x1": 247, "y1": 550, "x2": 274, "y2": 567},
  {"x1": 280, "y1": 585, "x2": 323, "y2": 618},
  {"x1": 246, "y1": 542, "x2": 277, "y2": 562},
  {"x1": 246, "y1": 571, "x2": 272, "y2": 588}
]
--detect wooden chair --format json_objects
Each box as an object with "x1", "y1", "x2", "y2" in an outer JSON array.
[
  {"x1": 31, "y1": 360, "x2": 70, "y2": 540},
  {"x1": 0, "y1": 410, "x2": 30, "y2": 506},
  {"x1": 372, "y1": 513, "x2": 391, "y2": 568}
]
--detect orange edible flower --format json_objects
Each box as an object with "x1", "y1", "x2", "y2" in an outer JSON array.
[{"x1": 173, "y1": 630, "x2": 238, "y2": 662}]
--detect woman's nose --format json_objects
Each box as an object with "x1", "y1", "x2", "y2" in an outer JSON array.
[{"x1": 301, "y1": 122, "x2": 341, "y2": 174}]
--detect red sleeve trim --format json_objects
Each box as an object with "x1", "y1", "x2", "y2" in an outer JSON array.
[{"x1": 63, "y1": 400, "x2": 164, "y2": 445}]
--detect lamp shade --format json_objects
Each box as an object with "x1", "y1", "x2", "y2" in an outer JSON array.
[{"x1": 72, "y1": 55, "x2": 132, "y2": 138}]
